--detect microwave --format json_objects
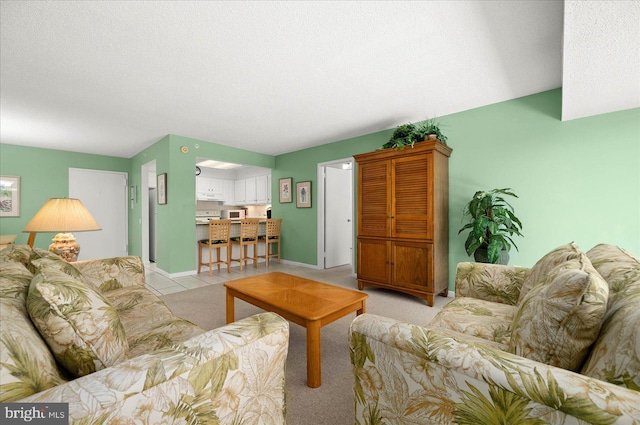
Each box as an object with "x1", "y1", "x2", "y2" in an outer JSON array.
[{"x1": 221, "y1": 209, "x2": 245, "y2": 220}]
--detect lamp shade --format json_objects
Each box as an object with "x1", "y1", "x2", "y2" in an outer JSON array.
[{"x1": 23, "y1": 198, "x2": 101, "y2": 233}]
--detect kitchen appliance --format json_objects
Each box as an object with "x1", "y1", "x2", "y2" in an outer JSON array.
[
  {"x1": 196, "y1": 210, "x2": 221, "y2": 224},
  {"x1": 221, "y1": 209, "x2": 245, "y2": 220}
]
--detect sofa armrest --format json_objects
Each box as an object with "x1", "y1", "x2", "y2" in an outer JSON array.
[
  {"x1": 455, "y1": 262, "x2": 530, "y2": 305},
  {"x1": 22, "y1": 312, "x2": 289, "y2": 425},
  {"x1": 350, "y1": 314, "x2": 640, "y2": 424},
  {"x1": 73, "y1": 256, "x2": 146, "y2": 292}
]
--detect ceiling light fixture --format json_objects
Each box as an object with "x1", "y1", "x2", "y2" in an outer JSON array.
[{"x1": 196, "y1": 160, "x2": 242, "y2": 170}]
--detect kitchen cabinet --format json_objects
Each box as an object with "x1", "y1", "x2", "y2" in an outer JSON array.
[
  {"x1": 245, "y1": 177, "x2": 257, "y2": 204},
  {"x1": 267, "y1": 175, "x2": 272, "y2": 203},
  {"x1": 234, "y1": 174, "x2": 271, "y2": 205},
  {"x1": 255, "y1": 175, "x2": 269, "y2": 204},
  {"x1": 196, "y1": 177, "x2": 226, "y2": 201},
  {"x1": 354, "y1": 140, "x2": 452, "y2": 306},
  {"x1": 234, "y1": 179, "x2": 246, "y2": 204},
  {"x1": 222, "y1": 180, "x2": 235, "y2": 205}
]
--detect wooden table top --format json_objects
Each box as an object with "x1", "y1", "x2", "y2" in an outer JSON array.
[
  {"x1": 0, "y1": 235, "x2": 17, "y2": 246},
  {"x1": 224, "y1": 272, "x2": 368, "y2": 321}
]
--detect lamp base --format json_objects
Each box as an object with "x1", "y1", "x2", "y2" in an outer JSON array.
[{"x1": 49, "y1": 232, "x2": 80, "y2": 262}]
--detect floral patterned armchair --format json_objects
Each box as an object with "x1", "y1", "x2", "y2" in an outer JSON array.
[
  {"x1": 350, "y1": 243, "x2": 640, "y2": 423},
  {"x1": 1, "y1": 245, "x2": 289, "y2": 424}
]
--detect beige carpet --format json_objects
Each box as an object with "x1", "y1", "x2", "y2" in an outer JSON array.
[{"x1": 161, "y1": 265, "x2": 449, "y2": 425}]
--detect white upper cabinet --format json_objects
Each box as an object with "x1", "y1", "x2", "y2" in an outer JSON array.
[
  {"x1": 196, "y1": 176, "x2": 229, "y2": 201},
  {"x1": 245, "y1": 177, "x2": 257, "y2": 204},
  {"x1": 223, "y1": 180, "x2": 235, "y2": 205},
  {"x1": 234, "y1": 179, "x2": 246, "y2": 204},
  {"x1": 256, "y1": 175, "x2": 269, "y2": 204}
]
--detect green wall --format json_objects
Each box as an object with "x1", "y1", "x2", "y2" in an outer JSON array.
[
  {"x1": 2, "y1": 89, "x2": 638, "y2": 288},
  {"x1": 128, "y1": 134, "x2": 275, "y2": 274},
  {"x1": 0, "y1": 144, "x2": 130, "y2": 249},
  {"x1": 275, "y1": 89, "x2": 640, "y2": 288},
  {"x1": 445, "y1": 90, "x2": 639, "y2": 277}
]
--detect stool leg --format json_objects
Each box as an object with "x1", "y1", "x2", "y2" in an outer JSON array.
[
  {"x1": 253, "y1": 242, "x2": 258, "y2": 268},
  {"x1": 208, "y1": 244, "x2": 213, "y2": 276},
  {"x1": 198, "y1": 243, "x2": 202, "y2": 273}
]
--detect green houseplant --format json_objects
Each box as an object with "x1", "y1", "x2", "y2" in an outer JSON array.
[
  {"x1": 414, "y1": 118, "x2": 448, "y2": 144},
  {"x1": 381, "y1": 118, "x2": 447, "y2": 150},
  {"x1": 458, "y1": 188, "x2": 523, "y2": 264}
]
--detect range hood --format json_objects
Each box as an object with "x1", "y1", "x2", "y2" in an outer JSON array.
[{"x1": 196, "y1": 193, "x2": 224, "y2": 201}]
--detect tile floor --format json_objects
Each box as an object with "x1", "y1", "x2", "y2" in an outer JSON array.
[{"x1": 144, "y1": 261, "x2": 325, "y2": 296}]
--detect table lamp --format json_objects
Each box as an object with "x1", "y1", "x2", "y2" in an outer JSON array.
[{"x1": 23, "y1": 198, "x2": 101, "y2": 262}]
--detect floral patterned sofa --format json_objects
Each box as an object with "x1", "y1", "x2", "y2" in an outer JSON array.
[
  {"x1": 0, "y1": 244, "x2": 289, "y2": 424},
  {"x1": 350, "y1": 242, "x2": 640, "y2": 423}
]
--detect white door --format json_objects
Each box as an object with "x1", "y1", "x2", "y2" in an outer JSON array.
[
  {"x1": 69, "y1": 168, "x2": 128, "y2": 260},
  {"x1": 324, "y1": 165, "x2": 353, "y2": 268}
]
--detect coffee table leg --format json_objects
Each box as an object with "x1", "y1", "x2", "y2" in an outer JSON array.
[
  {"x1": 226, "y1": 289, "x2": 235, "y2": 324},
  {"x1": 307, "y1": 320, "x2": 321, "y2": 388},
  {"x1": 357, "y1": 300, "x2": 366, "y2": 315}
]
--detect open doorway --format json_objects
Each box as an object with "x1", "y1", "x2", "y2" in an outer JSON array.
[
  {"x1": 317, "y1": 158, "x2": 354, "y2": 271},
  {"x1": 141, "y1": 160, "x2": 156, "y2": 264}
]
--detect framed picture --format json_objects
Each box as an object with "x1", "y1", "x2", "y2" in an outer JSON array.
[
  {"x1": 0, "y1": 176, "x2": 20, "y2": 217},
  {"x1": 296, "y1": 181, "x2": 311, "y2": 208},
  {"x1": 279, "y1": 177, "x2": 292, "y2": 203},
  {"x1": 157, "y1": 173, "x2": 167, "y2": 205}
]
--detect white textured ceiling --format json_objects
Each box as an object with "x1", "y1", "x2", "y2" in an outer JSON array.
[{"x1": 1, "y1": 1, "x2": 637, "y2": 158}]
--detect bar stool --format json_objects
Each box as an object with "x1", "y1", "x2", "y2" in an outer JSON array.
[
  {"x1": 259, "y1": 218, "x2": 281, "y2": 267},
  {"x1": 198, "y1": 219, "x2": 232, "y2": 275},
  {"x1": 231, "y1": 218, "x2": 260, "y2": 270}
]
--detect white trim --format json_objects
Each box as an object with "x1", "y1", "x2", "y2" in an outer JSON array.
[
  {"x1": 141, "y1": 160, "x2": 155, "y2": 263},
  {"x1": 316, "y1": 157, "x2": 355, "y2": 271},
  {"x1": 280, "y1": 259, "x2": 322, "y2": 269}
]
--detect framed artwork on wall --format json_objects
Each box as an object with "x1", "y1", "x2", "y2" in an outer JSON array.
[
  {"x1": 157, "y1": 173, "x2": 167, "y2": 205},
  {"x1": 0, "y1": 175, "x2": 21, "y2": 217},
  {"x1": 296, "y1": 181, "x2": 311, "y2": 208},
  {"x1": 279, "y1": 177, "x2": 292, "y2": 203}
]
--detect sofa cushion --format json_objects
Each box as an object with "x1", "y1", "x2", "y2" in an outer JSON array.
[
  {"x1": 0, "y1": 299, "x2": 68, "y2": 402},
  {"x1": 31, "y1": 256, "x2": 95, "y2": 289},
  {"x1": 518, "y1": 242, "x2": 583, "y2": 303},
  {"x1": 103, "y1": 285, "x2": 203, "y2": 356},
  {"x1": 586, "y1": 243, "x2": 640, "y2": 316},
  {"x1": 74, "y1": 256, "x2": 146, "y2": 292},
  {"x1": 27, "y1": 267, "x2": 129, "y2": 377},
  {"x1": 0, "y1": 244, "x2": 33, "y2": 266},
  {"x1": 430, "y1": 297, "x2": 517, "y2": 346},
  {"x1": 581, "y1": 244, "x2": 640, "y2": 390},
  {"x1": 0, "y1": 259, "x2": 33, "y2": 305},
  {"x1": 509, "y1": 254, "x2": 608, "y2": 371}
]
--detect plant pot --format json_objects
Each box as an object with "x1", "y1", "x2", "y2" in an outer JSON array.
[
  {"x1": 427, "y1": 134, "x2": 437, "y2": 140},
  {"x1": 474, "y1": 248, "x2": 510, "y2": 265}
]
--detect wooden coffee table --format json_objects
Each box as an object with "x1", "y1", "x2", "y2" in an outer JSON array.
[{"x1": 224, "y1": 272, "x2": 368, "y2": 388}]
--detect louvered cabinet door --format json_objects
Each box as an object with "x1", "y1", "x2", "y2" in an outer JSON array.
[
  {"x1": 392, "y1": 153, "x2": 433, "y2": 239},
  {"x1": 358, "y1": 161, "x2": 390, "y2": 237}
]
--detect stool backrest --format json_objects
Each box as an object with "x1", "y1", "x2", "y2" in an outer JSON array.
[
  {"x1": 240, "y1": 218, "x2": 260, "y2": 240},
  {"x1": 209, "y1": 219, "x2": 232, "y2": 241},
  {"x1": 266, "y1": 218, "x2": 282, "y2": 238}
]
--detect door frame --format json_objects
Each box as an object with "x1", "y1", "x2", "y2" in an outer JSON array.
[
  {"x1": 316, "y1": 157, "x2": 355, "y2": 272},
  {"x1": 141, "y1": 160, "x2": 156, "y2": 263}
]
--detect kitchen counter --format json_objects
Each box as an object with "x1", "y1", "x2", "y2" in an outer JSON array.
[{"x1": 196, "y1": 220, "x2": 268, "y2": 240}]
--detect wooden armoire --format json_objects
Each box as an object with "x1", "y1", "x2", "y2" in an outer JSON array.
[{"x1": 354, "y1": 140, "x2": 452, "y2": 306}]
